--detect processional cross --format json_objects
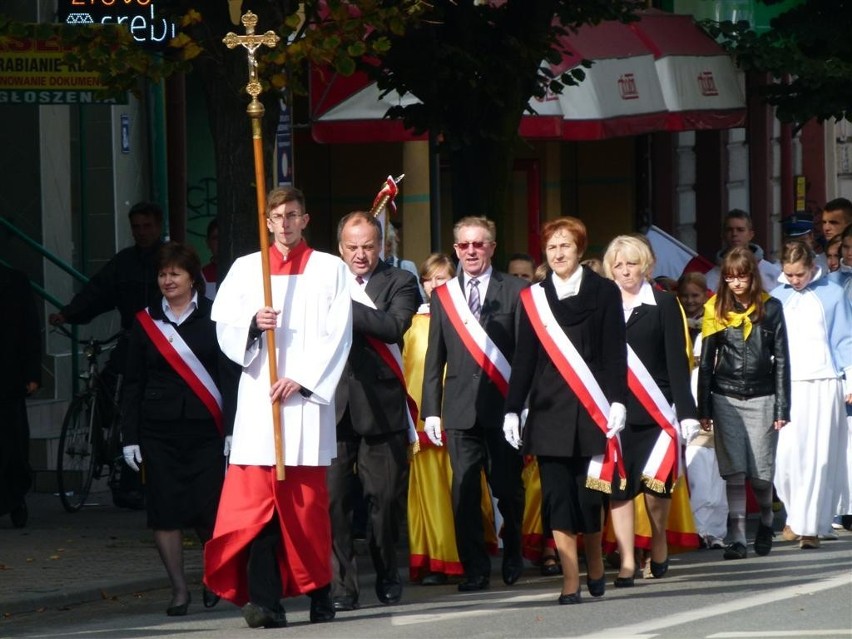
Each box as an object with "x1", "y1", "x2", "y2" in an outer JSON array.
[{"x1": 223, "y1": 12, "x2": 287, "y2": 480}]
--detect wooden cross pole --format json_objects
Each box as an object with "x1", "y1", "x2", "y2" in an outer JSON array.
[{"x1": 223, "y1": 11, "x2": 286, "y2": 480}]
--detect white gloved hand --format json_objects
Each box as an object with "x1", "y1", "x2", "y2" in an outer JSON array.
[
  {"x1": 123, "y1": 445, "x2": 142, "y2": 472},
  {"x1": 679, "y1": 418, "x2": 701, "y2": 444},
  {"x1": 606, "y1": 402, "x2": 626, "y2": 439},
  {"x1": 503, "y1": 413, "x2": 521, "y2": 449},
  {"x1": 424, "y1": 416, "x2": 443, "y2": 447},
  {"x1": 223, "y1": 435, "x2": 233, "y2": 457}
]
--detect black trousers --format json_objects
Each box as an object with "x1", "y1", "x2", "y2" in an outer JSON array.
[
  {"x1": 446, "y1": 424, "x2": 525, "y2": 578},
  {"x1": 247, "y1": 519, "x2": 283, "y2": 610},
  {"x1": 327, "y1": 410, "x2": 409, "y2": 600}
]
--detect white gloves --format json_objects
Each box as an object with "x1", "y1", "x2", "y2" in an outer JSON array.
[
  {"x1": 123, "y1": 445, "x2": 142, "y2": 472},
  {"x1": 223, "y1": 435, "x2": 233, "y2": 457},
  {"x1": 424, "y1": 416, "x2": 442, "y2": 447},
  {"x1": 606, "y1": 402, "x2": 626, "y2": 439},
  {"x1": 503, "y1": 413, "x2": 522, "y2": 449},
  {"x1": 679, "y1": 418, "x2": 701, "y2": 443}
]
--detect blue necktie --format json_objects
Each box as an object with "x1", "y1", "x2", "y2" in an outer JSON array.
[{"x1": 468, "y1": 278, "x2": 481, "y2": 319}]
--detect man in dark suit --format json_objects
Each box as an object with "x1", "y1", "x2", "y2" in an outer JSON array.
[
  {"x1": 421, "y1": 216, "x2": 528, "y2": 592},
  {"x1": 328, "y1": 212, "x2": 419, "y2": 611},
  {"x1": 0, "y1": 265, "x2": 41, "y2": 528}
]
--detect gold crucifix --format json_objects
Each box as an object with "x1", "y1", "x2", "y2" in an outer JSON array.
[{"x1": 223, "y1": 11, "x2": 280, "y2": 119}]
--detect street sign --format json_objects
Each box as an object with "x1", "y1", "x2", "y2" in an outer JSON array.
[
  {"x1": 56, "y1": 1, "x2": 178, "y2": 49},
  {"x1": 0, "y1": 35, "x2": 126, "y2": 105}
]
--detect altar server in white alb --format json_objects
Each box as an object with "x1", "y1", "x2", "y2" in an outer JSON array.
[
  {"x1": 772, "y1": 239, "x2": 852, "y2": 550},
  {"x1": 204, "y1": 187, "x2": 353, "y2": 629}
]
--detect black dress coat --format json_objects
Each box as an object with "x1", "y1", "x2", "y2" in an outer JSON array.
[
  {"x1": 334, "y1": 260, "x2": 420, "y2": 435},
  {"x1": 624, "y1": 287, "x2": 697, "y2": 426},
  {"x1": 121, "y1": 295, "x2": 237, "y2": 445},
  {"x1": 507, "y1": 268, "x2": 628, "y2": 458}
]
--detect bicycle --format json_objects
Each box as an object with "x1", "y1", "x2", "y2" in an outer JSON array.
[{"x1": 54, "y1": 325, "x2": 125, "y2": 512}]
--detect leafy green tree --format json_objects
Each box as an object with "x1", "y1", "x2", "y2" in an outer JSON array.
[
  {"x1": 705, "y1": 0, "x2": 852, "y2": 125},
  {"x1": 3, "y1": 0, "x2": 643, "y2": 265},
  {"x1": 374, "y1": 0, "x2": 642, "y2": 225}
]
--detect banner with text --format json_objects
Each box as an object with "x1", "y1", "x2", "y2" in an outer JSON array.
[{"x1": 0, "y1": 35, "x2": 126, "y2": 105}]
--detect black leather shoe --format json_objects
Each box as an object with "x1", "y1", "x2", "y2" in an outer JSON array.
[
  {"x1": 421, "y1": 573, "x2": 448, "y2": 586},
  {"x1": 112, "y1": 490, "x2": 145, "y2": 510},
  {"x1": 375, "y1": 578, "x2": 402, "y2": 605},
  {"x1": 332, "y1": 595, "x2": 359, "y2": 611},
  {"x1": 202, "y1": 586, "x2": 220, "y2": 609},
  {"x1": 309, "y1": 586, "x2": 335, "y2": 623},
  {"x1": 502, "y1": 554, "x2": 524, "y2": 585},
  {"x1": 587, "y1": 574, "x2": 606, "y2": 598},
  {"x1": 613, "y1": 576, "x2": 635, "y2": 588},
  {"x1": 754, "y1": 524, "x2": 774, "y2": 556},
  {"x1": 650, "y1": 557, "x2": 669, "y2": 578},
  {"x1": 242, "y1": 602, "x2": 287, "y2": 628},
  {"x1": 558, "y1": 588, "x2": 582, "y2": 605},
  {"x1": 457, "y1": 576, "x2": 490, "y2": 592},
  {"x1": 10, "y1": 500, "x2": 27, "y2": 528},
  {"x1": 166, "y1": 592, "x2": 191, "y2": 617},
  {"x1": 540, "y1": 556, "x2": 562, "y2": 576},
  {"x1": 723, "y1": 541, "x2": 747, "y2": 560}
]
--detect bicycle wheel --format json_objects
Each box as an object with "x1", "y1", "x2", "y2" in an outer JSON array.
[{"x1": 57, "y1": 393, "x2": 100, "y2": 512}]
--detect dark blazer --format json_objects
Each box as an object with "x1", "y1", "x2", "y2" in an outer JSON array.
[
  {"x1": 507, "y1": 268, "x2": 628, "y2": 457},
  {"x1": 121, "y1": 296, "x2": 238, "y2": 444},
  {"x1": 336, "y1": 261, "x2": 419, "y2": 436},
  {"x1": 624, "y1": 287, "x2": 697, "y2": 424},
  {"x1": 422, "y1": 269, "x2": 528, "y2": 430}
]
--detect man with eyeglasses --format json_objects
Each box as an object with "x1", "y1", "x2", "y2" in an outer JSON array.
[
  {"x1": 705, "y1": 209, "x2": 781, "y2": 292},
  {"x1": 204, "y1": 186, "x2": 353, "y2": 629},
  {"x1": 421, "y1": 216, "x2": 528, "y2": 592},
  {"x1": 328, "y1": 211, "x2": 419, "y2": 612}
]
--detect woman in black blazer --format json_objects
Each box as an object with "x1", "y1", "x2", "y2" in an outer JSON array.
[
  {"x1": 505, "y1": 217, "x2": 628, "y2": 604},
  {"x1": 602, "y1": 235, "x2": 698, "y2": 586},
  {"x1": 121, "y1": 242, "x2": 235, "y2": 616}
]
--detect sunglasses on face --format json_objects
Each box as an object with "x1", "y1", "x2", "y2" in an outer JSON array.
[{"x1": 455, "y1": 241, "x2": 491, "y2": 250}]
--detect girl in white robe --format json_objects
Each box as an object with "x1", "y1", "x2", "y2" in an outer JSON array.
[{"x1": 771, "y1": 241, "x2": 852, "y2": 549}]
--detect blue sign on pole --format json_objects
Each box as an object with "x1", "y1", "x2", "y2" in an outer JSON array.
[
  {"x1": 275, "y1": 98, "x2": 293, "y2": 187},
  {"x1": 120, "y1": 114, "x2": 130, "y2": 154}
]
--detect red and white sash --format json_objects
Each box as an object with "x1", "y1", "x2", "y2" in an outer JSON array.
[
  {"x1": 136, "y1": 309, "x2": 224, "y2": 435},
  {"x1": 350, "y1": 283, "x2": 419, "y2": 448},
  {"x1": 434, "y1": 279, "x2": 511, "y2": 398},
  {"x1": 521, "y1": 286, "x2": 626, "y2": 493},
  {"x1": 626, "y1": 345, "x2": 680, "y2": 493}
]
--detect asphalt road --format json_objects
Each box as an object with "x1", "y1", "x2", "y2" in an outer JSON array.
[{"x1": 3, "y1": 532, "x2": 851, "y2": 639}]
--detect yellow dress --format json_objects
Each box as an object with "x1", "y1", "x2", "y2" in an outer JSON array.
[{"x1": 403, "y1": 312, "x2": 497, "y2": 582}]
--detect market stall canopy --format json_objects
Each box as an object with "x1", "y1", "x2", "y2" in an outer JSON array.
[{"x1": 309, "y1": 10, "x2": 745, "y2": 144}]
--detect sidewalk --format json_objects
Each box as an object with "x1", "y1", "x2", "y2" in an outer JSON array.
[
  {"x1": 0, "y1": 488, "x2": 394, "y2": 618},
  {"x1": 0, "y1": 488, "x2": 203, "y2": 617}
]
